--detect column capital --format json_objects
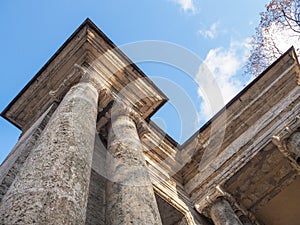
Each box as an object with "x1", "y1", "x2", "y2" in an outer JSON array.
[
  {"x1": 96, "y1": 97, "x2": 150, "y2": 140},
  {"x1": 80, "y1": 70, "x2": 104, "y2": 93},
  {"x1": 195, "y1": 186, "x2": 260, "y2": 225},
  {"x1": 49, "y1": 64, "x2": 106, "y2": 102},
  {"x1": 272, "y1": 115, "x2": 300, "y2": 172},
  {"x1": 194, "y1": 185, "x2": 228, "y2": 216},
  {"x1": 49, "y1": 66, "x2": 80, "y2": 102}
]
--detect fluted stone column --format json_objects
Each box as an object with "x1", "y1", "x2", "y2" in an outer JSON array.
[
  {"x1": 210, "y1": 198, "x2": 243, "y2": 225},
  {"x1": 105, "y1": 102, "x2": 162, "y2": 225},
  {"x1": 0, "y1": 74, "x2": 102, "y2": 224}
]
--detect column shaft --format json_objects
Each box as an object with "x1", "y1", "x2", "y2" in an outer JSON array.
[
  {"x1": 0, "y1": 103, "x2": 57, "y2": 202},
  {"x1": 287, "y1": 131, "x2": 300, "y2": 158},
  {"x1": 105, "y1": 107, "x2": 162, "y2": 225},
  {"x1": 0, "y1": 82, "x2": 99, "y2": 224},
  {"x1": 210, "y1": 198, "x2": 243, "y2": 225}
]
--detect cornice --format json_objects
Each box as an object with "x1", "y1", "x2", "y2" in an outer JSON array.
[
  {"x1": 1, "y1": 19, "x2": 167, "y2": 132},
  {"x1": 182, "y1": 49, "x2": 300, "y2": 197}
]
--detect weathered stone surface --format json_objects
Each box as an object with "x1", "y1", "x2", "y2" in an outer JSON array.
[
  {"x1": 1, "y1": 19, "x2": 167, "y2": 133},
  {"x1": 0, "y1": 82, "x2": 99, "y2": 224},
  {"x1": 0, "y1": 104, "x2": 56, "y2": 202},
  {"x1": 182, "y1": 49, "x2": 300, "y2": 199},
  {"x1": 85, "y1": 169, "x2": 106, "y2": 225},
  {"x1": 255, "y1": 176, "x2": 300, "y2": 225},
  {"x1": 210, "y1": 198, "x2": 242, "y2": 225},
  {"x1": 224, "y1": 142, "x2": 297, "y2": 211},
  {"x1": 174, "y1": 217, "x2": 189, "y2": 225},
  {"x1": 1, "y1": 19, "x2": 300, "y2": 225},
  {"x1": 287, "y1": 131, "x2": 300, "y2": 160},
  {"x1": 105, "y1": 103, "x2": 162, "y2": 225},
  {"x1": 155, "y1": 193, "x2": 185, "y2": 225},
  {"x1": 85, "y1": 132, "x2": 108, "y2": 225}
]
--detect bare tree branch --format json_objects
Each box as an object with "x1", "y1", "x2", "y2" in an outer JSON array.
[{"x1": 246, "y1": 0, "x2": 300, "y2": 76}]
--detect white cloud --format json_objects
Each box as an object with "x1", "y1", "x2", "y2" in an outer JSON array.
[
  {"x1": 196, "y1": 39, "x2": 252, "y2": 122},
  {"x1": 170, "y1": 0, "x2": 196, "y2": 13},
  {"x1": 198, "y1": 22, "x2": 219, "y2": 39}
]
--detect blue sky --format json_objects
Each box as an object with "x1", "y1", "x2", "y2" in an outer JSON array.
[{"x1": 0, "y1": 0, "x2": 269, "y2": 163}]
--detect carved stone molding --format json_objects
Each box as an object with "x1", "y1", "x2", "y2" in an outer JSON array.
[
  {"x1": 49, "y1": 63, "x2": 106, "y2": 103},
  {"x1": 98, "y1": 88, "x2": 114, "y2": 111},
  {"x1": 80, "y1": 67, "x2": 104, "y2": 93},
  {"x1": 194, "y1": 185, "x2": 224, "y2": 217},
  {"x1": 195, "y1": 185, "x2": 260, "y2": 225},
  {"x1": 272, "y1": 115, "x2": 300, "y2": 172},
  {"x1": 49, "y1": 65, "x2": 82, "y2": 102},
  {"x1": 49, "y1": 63, "x2": 113, "y2": 137}
]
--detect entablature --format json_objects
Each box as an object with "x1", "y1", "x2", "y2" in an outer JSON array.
[
  {"x1": 180, "y1": 47, "x2": 300, "y2": 200},
  {"x1": 1, "y1": 19, "x2": 167, "y2": 133}
]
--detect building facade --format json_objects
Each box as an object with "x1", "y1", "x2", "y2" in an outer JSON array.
[{"x1": 0, "y1": 19, "x2": 299, "y2": 225}]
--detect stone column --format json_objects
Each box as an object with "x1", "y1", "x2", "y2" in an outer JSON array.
[
  {"x1": 105, "y1": 102, "x2": 162, "y2": 225},
  {"x1": 0, "y1": 103, "x2": 57, "y2": 202},
  {"x1": 273, "y1": 116, "x2": 300, "y2": 171},
  {"x1": 0, "y1": 73, "x2": 102, "y2": 224},
  {"x1": 287, "y1": 131, "x2": 300, "y2": 163},
  {"x1": 210, "y1": 198, "x2": 243, "y2": 225}
]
